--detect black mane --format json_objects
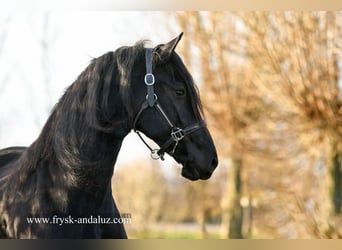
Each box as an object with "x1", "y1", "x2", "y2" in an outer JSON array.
[
  {"x1": 38, "y1": 45, "x2": 145, "y2": 158},
  {"x1": 168, "y1": 52, "x2": 203, "y2": 121},
  {"x1": 0, "y1": 35, "x2": 217, "y2": 239}
]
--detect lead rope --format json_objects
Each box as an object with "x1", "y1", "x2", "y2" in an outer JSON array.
[{"x1": 135, "y1": 130, "x2": 163, "y2": 160}]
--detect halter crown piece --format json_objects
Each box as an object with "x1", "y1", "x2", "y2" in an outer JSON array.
[{"x1": 132, "y1": 48, "x2": 206, "y2": 161}]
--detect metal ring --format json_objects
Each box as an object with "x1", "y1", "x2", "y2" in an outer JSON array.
[
  {"x1": 151, "y1": 149, "x2": 160, "y2": 160},
  {"x1": 144, "y1": 73, "x2": 155, "y2": 86},
  {"x1": 146, "y1": 94, "x2": 158, "y2": 102}
]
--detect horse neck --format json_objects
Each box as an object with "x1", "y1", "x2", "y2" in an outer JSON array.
[
  {"x1": 27, "y1": 99, "x2": 129, "y2": 191},
  {"x1": 21, "y1": 52, "x2": 132, "y2": 191}
]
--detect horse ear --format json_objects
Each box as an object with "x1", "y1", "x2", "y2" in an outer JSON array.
[{"x1": 155, "y1": 32, "x2": 183, "y2": 62}]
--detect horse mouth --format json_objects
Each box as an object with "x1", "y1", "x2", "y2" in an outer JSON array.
[{"x1": 181, "y1": 165, "x2": 212, "y2": 181}]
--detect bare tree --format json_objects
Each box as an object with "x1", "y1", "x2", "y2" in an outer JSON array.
[
  {"x1": 237, "y1": 12, "x2": 342, "y2": 215},
  {"x1": 174, "y1": 12, "x2": 272, "y2": 238},
  {"x1": 23, "y1": 12, "x2": 59, "y2": 128},
  {"x1": 0, "y1": 15, "x2": 11, "y2": 143},
  {"x1": 0, "y1": 16, "x2": 11, "y2": 92},
  {"x1": 173, "y1": 11, "x2": 342, "y2": 238},
  {"x1": 39, "y1": 12, "x2": 57, "y2": 113}
]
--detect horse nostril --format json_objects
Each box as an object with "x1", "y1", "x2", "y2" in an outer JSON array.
[{"x1": 211, "y1": 156, "x2": 218, "y2": 168}]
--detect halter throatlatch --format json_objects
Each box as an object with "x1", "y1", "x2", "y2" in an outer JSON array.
[{"x1": 133, "y1": 48, "x2": 206, "y2": 161}]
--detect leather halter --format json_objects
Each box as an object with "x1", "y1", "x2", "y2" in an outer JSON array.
[{"x1": 132, "y1": 48, "x2": 206, "y2": 160}]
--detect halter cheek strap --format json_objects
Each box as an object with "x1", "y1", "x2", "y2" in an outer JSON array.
[
  {"x1": 132, "y1": 48, "x2": 206, "y2": 161},
  {"x1": 145, "y1": 48, "x2": 155, "y2": 107}
]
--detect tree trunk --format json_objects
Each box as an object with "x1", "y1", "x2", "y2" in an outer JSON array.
[
  {"x1": 199, "y1": 212, "x2": 208, "y2": 239},
  {"x1": 332, "y1": 148, "x2": 342, "y2": 215},
  {"x1": 330, "y1": 14, "x2": 342, "y2": 215},
  {"x1": 228, "y1": 158, "x2": 244, "y2": 238},
  {"x1": 244, "y1": 194, "x2": 253, "y2": 238}
]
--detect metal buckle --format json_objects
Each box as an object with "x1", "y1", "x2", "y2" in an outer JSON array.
[
  {"x1": 144, "y1": 73, "x2": 155, "y2": 86},
  {"x1": 171, "y1": 128, "x2": 185, "y2": 141}
]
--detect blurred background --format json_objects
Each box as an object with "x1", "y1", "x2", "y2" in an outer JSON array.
[{"x1": 1, "y1": 11, "x2": 342, "y2": 239}]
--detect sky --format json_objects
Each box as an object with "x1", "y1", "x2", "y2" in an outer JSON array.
[{"x1": 0, "y1": 11, "x2": 182, "y2": 172}]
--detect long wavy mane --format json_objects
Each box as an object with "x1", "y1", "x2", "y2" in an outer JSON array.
[{"x1": 3, "y1": 43, "x2": 146, "y2": 186}]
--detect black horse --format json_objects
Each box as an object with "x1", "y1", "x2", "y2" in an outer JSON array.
[{"x1": 0, "y1": 33, "x2": 218, "y2": 238}]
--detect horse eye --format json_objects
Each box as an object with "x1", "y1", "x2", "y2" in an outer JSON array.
[{"x1": 175, "y1": 89, "x2": 185, "y2": 97}]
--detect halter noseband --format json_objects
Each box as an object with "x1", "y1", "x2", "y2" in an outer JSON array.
[{"x1": 132, "y1": 48, "x2": 206, "y2": 161}]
